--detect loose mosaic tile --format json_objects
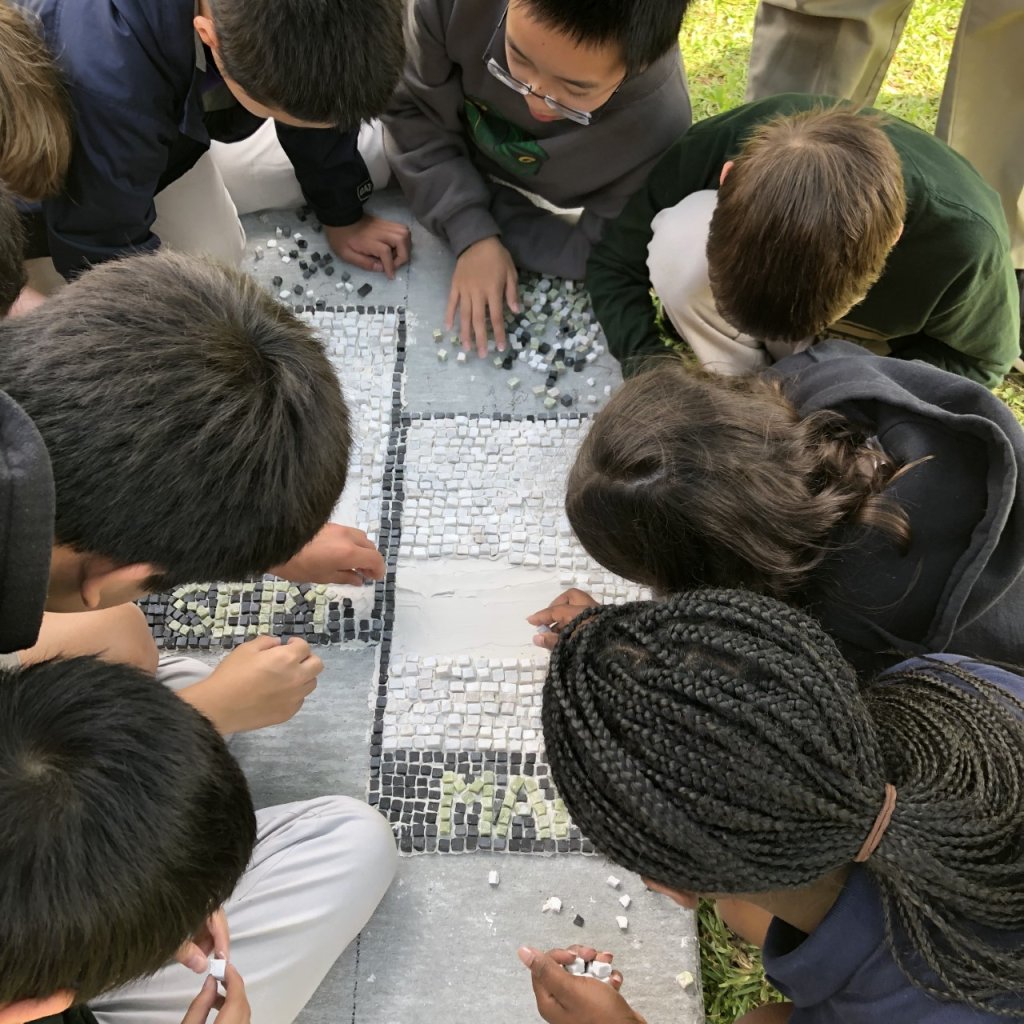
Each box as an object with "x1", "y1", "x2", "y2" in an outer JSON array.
[{"x1": 431, "y1": 270, "x2": 614, "y2": 407}]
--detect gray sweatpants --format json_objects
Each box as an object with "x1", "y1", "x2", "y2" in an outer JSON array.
[{"x1": 745, "y1": 0, "x2": 1024, "y2": 267}]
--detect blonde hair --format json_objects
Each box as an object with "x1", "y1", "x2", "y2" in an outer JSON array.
[{"x1": 0, "y1": 0, "x2": 72, "y2": 200}]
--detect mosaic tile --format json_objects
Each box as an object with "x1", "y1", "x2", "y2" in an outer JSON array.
[
  {"x1": 369, "y1": 749, "x2": 594, "y2": 856},
  {"x1": 139, "y1": 578, "x2": 385, "y2": 650},
  {"x1": 396, "y1": 414, "x2": 645, "y2": 600}
]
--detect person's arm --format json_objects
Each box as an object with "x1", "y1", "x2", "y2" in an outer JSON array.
[
  {"x1": 584, "y1": 130, "x2": 724, "y2": 375},
  {"x1": 490, "y1": 185, "x2": 604, "y2": 280},
  {"x1": 382, "y1": 0, "x2": 499, "y2": 256},
  {"x1": 45, "y1": 89, "x2": 174, "y2": 278},
  {"x1": 887, "y1": 243, "x2": 1020, "y2": 387},
  {"x1": 275, "y1": 123, "x2": 411, "y2": 276},
  {"x1": 274, "y1": 123, "x2": 368, "y2": 228}
]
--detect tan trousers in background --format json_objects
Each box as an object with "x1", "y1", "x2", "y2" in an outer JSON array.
[{"x1": 745, "y1": 0, "x2": 1024, "y2": 267}]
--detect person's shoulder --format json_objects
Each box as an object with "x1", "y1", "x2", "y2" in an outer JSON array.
[
  {"x1": 47, "y1": 0, "x2": 195, "y2": 89},
  {"x1": 881, "y1": 655, "x2": 1024, "y2": 704},
  {"x1": 887, "y1": 120, "x2": 1010, "y2": 248}
]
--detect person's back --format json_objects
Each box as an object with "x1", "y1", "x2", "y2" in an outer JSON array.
[
  {"x1": 12, "y1": 0, "x2": 408, "y2": 284},
  {"x1": 383, "y1": 0, "x2": 692, "y2": 354},
  {"x1": 530, "y1": 343, "x2": 1024, "y2": 673},
  {"x1": 587, "y1": 96, "x2": 1019, "y2": 387}
]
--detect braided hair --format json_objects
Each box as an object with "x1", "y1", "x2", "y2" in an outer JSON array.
[{"x1": 543, "y1": 589, "x2": 1024, "y2": 1016}]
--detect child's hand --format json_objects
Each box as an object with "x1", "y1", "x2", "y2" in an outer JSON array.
[
  {"x1": 181, "y1": 965, "x2": 251, "y2": 1024},
  {"x1": 269, "y1": 523, "x2": 385, "y2": 585},
  {"x1": 518, "y1": 946, "x2": 644, "y2": 1024},
  {"x1": 325, "y1": 215, "x2": 411, "y2": 279},
  {"x1": 183, "y1": 636, "x2": 323, "y2": 733},
  {"x1": 176, "y1": 908, "x2": 230, "y2": 973},
  {"x1": 446, "y1": 236, "x2": 520, "y2": 357},
  {"x1": 528, "y1": 588, "x2": 601, "y2": 649}
]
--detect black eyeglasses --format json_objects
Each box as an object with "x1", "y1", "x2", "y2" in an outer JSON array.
[{"x1": 482, "y1": 5, "x2": 624, "y2": 127}]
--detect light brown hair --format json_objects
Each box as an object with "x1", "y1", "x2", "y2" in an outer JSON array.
[
  {"x1": 0, "y1": 0, "x2": 73, "y2": 200},
  {"x1": 707, "y1": 106, "x2": 906, "y2": 341},
  {"x1": 567, "y1": 359, "x2": 912, "y2": 598}
]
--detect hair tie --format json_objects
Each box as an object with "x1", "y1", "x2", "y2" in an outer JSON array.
[{"x1": 854, "y1": 783, "x2": 897, "y2": 863}]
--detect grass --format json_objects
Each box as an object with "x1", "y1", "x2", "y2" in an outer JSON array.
[
  {"x1": 673, "y1": 3, "x2": 1005, "y2": 1021},
  {"x1": 679, "y1": 0, "x2": 961, "y2": 129}
]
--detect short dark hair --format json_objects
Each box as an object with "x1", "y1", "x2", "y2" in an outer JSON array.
[
  {"x1": 521, "y1": 0, "x2": 691, "y2": 73},
  {"x1": 566, "y1": 360, "x2": 910, "y2": 597},
  {"x1": 209, "y1": 0, "x2": 405, "y2": 127},
  {"x1": 0, "y1": 655, "x2": 256, "y2": 1006},
  {"x1": 0, "y1": 251, "x2": 352, "y2": 589},
  {"x1": 707, "y1": 107, "x2": 906, "y2": 340},
  {"x1": 544, "y1": 589, "x2": 1024, "y2": 1017},
  {"x1": 0, "y1": 182, "x2": 26, "y2": 315}
]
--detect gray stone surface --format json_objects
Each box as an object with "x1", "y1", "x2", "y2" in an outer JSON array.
[{"x1": 229, "y1": 192, "x2": 701, "y2": 1024}]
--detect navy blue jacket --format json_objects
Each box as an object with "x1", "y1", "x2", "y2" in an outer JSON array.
[
  {"x1": 764, "y1": 655, "x2": 1024, "y2": 1022},
  {"x1": 19, "y1": 0, "x2": 372, "y2": 278}
]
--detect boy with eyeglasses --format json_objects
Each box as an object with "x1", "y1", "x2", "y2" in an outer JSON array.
[{"x1": 383, "y1": 0, "x2": 692, "y2": 356}]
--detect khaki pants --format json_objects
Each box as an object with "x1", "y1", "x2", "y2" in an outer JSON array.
[
  {"x1": 25, "y1": 149, "x2": 247, "y2": 294},
  {"x1": 745, "y1": 0, "x2": 1024, "y2": 266}
]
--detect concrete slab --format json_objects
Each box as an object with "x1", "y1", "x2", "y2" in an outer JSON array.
[
  {"x1": 350, "y1": 856, "x2": 701, "y2": 1024},
  {"x1": 218, "y1": 194, "x2": 703, "y2": 1024}
]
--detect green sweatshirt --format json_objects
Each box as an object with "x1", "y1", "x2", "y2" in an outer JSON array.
[{"x1": 587, "y1": 94, "x2": 1020, "y2": 387}]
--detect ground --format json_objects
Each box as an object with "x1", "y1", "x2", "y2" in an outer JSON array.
[
  {"x1": 141, "y1": 195, "x2": 703, "y2": 1024},
  {"x1": 141, "y1": 2, "x2": 992, "y2": 1020}
]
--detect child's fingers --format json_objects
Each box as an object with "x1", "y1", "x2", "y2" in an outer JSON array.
[
  {"x1": 180, "y1": 976, "x2": 219, "y2": 1024},
  {"x1": 217, "y1": 965, "x2": 252, "y2": 1023},
  {"x1": 609, "y1": 970, "x2": 624, "y2": 990},
  {"x1": 390, "y1": 228, "x2": 412, "y2": 267},
  {"x1": 489, "y1": 289, "x2": 507, "y2": 351},
  {"x1": 332, "y1": 570, "x2": 374, "y2": 587},
  {"x1": 243, "y1": 635, "x2": 282, "y2": 654},
  {"x1": 175, "y1": 939, "x2": 209, "y2": 973},
  {"x1": 527, "y1": 604, "x2": 558, "y2": 625},
  {"x1": 283, "y1": 637, "x2": 313, "y2": 661},
  {"x1": 350, "y1": 544, "x2": 386, "y2": 578},
  {"x1": 371, "y1": 240, "x2": 396, "y2": 279},
  {"x1": 460, "y1": 295, "x2": 475, "y2": 354},
  {"x1": 340, "y1": 249, "x2": 381, "y2": 273},
  {"x1": 472, "y1": 296, "x2": 489, "y2": 357},
  {"x1": 445, "y1": 283, "x2": 459, "y2": 332},
  {"x1": 532, "y1": 630, "x2": 559, "y2": 650},
  {"x1": 505, "y1": 271, "x2": 521, "y2": 315}
]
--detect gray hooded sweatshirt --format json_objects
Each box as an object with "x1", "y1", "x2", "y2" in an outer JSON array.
[
  {"x1": 775, "y1": 341, "x2": 1024, "y2": 675},
  {"x1": 383, "y1": 0, "x2": 691, "y2": 279}
]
